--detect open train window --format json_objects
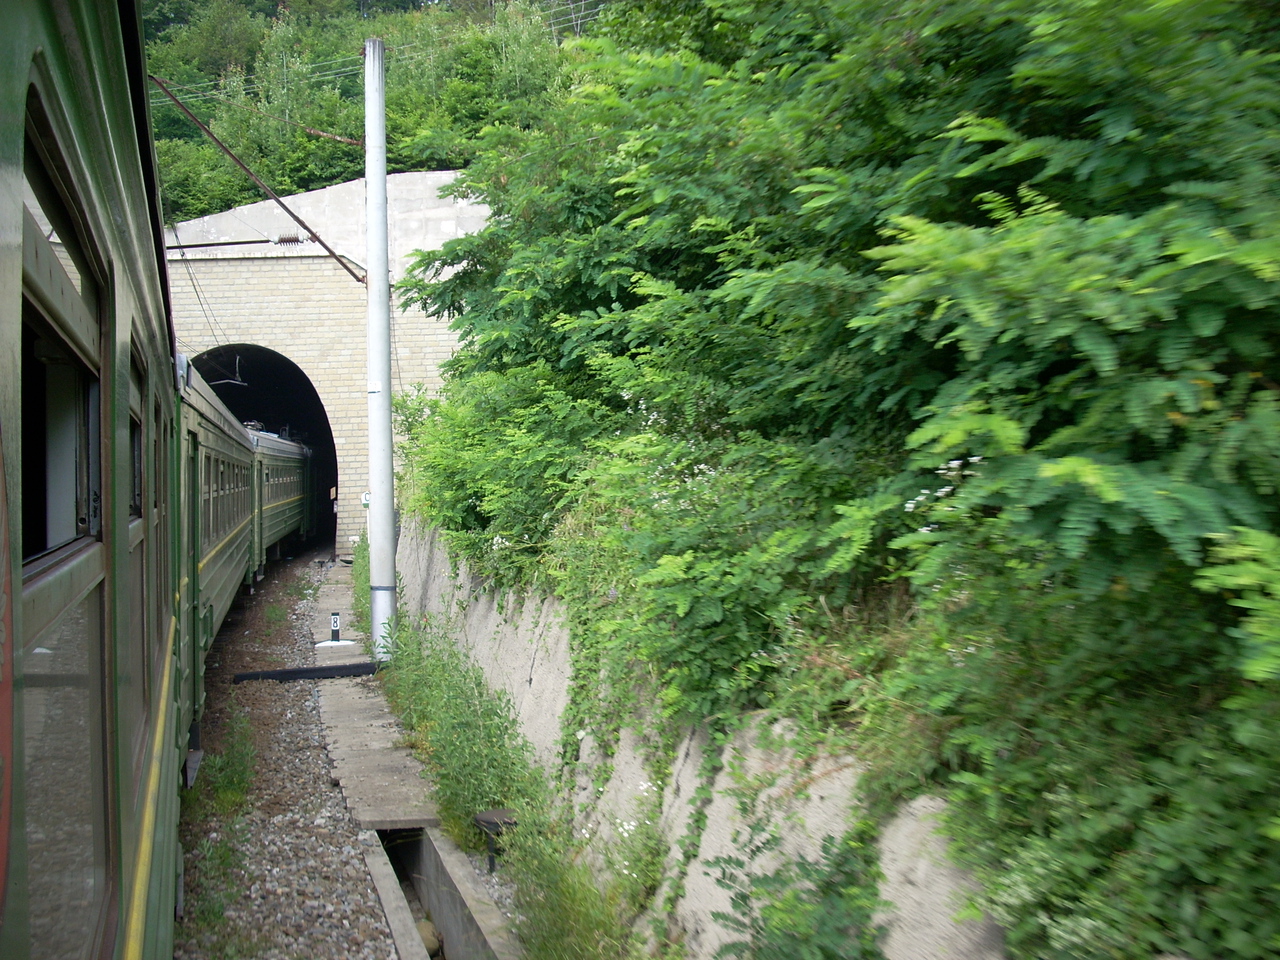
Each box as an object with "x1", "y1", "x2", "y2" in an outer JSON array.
[
  {"x1": 21, "y1": 301, "x2": 100, "y2": 561},
  {"x1": 23, "y1": 99, "x2": 99, "y2": 313},
  {"x1": 21, "y1": 100, "x2": 103, "y2": 565}
]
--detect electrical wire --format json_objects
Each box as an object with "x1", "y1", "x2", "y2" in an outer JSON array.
[
  {"x1": 171, "y1": 230, "x2": 233, "y2": 355},
  {"x1": 146, "y1": 45, "x2": 441, "y2": 109},
  {"x1": 149, "y1": 75, "x2": 362, "y2": 144}
]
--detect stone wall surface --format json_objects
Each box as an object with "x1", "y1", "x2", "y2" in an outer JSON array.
[
  {"x1": 397, "y1": 520, "x2": 1008, "y2": 960},
  {"x1": 167, "y1": 172, "x2": 487, "y2": 546}
]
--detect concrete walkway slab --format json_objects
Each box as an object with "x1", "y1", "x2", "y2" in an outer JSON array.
[
  {"x1": 311, "y1": 562, "x2": 439, "y2": 831},
  {"x1": 320, "y1": 676, "x2": 439, "y2": 830}
]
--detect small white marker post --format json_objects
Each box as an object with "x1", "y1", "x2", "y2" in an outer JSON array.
[{"x1": 331, "y1": 612, "x2": 341, "y2": 642}]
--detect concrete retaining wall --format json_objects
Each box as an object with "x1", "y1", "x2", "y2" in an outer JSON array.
[{"x1": 397, "y1": 520, "x2": 1006, "y2": 959}]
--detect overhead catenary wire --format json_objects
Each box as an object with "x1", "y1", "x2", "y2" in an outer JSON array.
[
  {"x1": 151, "y1": 74, "x2": 366, "y2": 286},
  {"x1": 146, "y1": 45, "x2": 442, "y2": 109},
  {"x1": 150, "y1": 75, "x2": 363, "y2": 145},
  {"x1": 170, "y1": 230, "x2": 234, "y2": 355}
]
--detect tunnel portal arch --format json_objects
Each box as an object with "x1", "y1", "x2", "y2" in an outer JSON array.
[{"x1": 193, "y1": 344, "x2": 339, "y2": 543}]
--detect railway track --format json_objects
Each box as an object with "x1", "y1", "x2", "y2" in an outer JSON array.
[{"x1": 175, "y1": 547, "x2": 398, "y2": 960}]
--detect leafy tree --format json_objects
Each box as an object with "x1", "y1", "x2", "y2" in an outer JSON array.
[
  {"x1": 142, "y1": 0, "x2": 202, "y2": 41},
  {"x1": 286, "y1": 0, "x2": 357, "y2": 20},
  {"x1": 165, "y1": 0, "x2": 269, "y2": 77},
  {"x1": 397, "y1": 1, "x2": 1280, "y2": 955},
  {"x1": 155, "y1": 137, "x2": 259, "y2": 220},
  {"x1": 148, "y1": 0, "x2": 563, "y2": 221}
]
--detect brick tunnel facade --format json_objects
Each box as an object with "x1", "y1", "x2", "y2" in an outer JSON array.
[{"x1": 165, "y1": 172, "x2": 486, "y2": 549}]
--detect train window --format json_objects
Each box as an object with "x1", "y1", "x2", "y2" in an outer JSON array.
[
  {"x1": 129, "y1": 358, "x2": 144, "y2": 518},
  {"x1": 21, "y1": 302, "x2": 100, "y2": 561},
  {"x1": 215, "y1": 460, "x2": 222, "y2": 539},
  {"x1": 22, "y1": 132, "x2": 97, "y2": 314},
  {"x1": 129, "y1": 417, "x2": 143, "y2": 519},
  {"x1": 203, "y1": 454, "x2": 212, "y2": 547},
  {"x1": 153, "y1": 403, "x2": 164, "y2": 512}
]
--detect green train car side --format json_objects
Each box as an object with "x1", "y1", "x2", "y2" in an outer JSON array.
[
  {"x1": 175, "y1": 359, "x2": 312, "y2": 739},
  {"x1": 1, "y1": 3, "x2": 317, "y2": 958}
]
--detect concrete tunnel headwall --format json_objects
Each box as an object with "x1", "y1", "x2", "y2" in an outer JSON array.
[{"x1": 192, "y1": 344, "x2": 339, "y2": 543}]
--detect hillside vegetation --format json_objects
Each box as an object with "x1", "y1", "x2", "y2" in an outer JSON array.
[
  {"x1": 393, "y1": 1, "x2": 1280, "y2": 957},
  {"x1": 145, "y1": 0, "x2": 573, "y2": 221}
]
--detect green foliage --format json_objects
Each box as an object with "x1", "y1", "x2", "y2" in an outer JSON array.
[
  {"x1": 502, "y1": 805, "x2": 639, "y2": 960},
  {"x1": 603, "y1": 790, "x2": 666, "y2": 924},
  {"x1": 710, "y1": 823, "x2": 885, "y2": 960},
  {"x1": 186, "y1": 697, "x2": 256, "y2": 820},
  {"x1": 1196, "y1": 527, "x2": 1280, "y2": 680},
  {"x1": 179, "y1": 820, "x2": 265, "y2": 958},
  {"x1": 381, "y1": 615, "x2": 650, "y2": 959},
  {"x1": 351, "y1": 531, "x2": 370, "y2": 638},
  {"x1": 396, "y1": 1, "x2": 1280, "y2": 956},
  {"x1": 396, "y1": 364, "x2": 626, "y2": 585},
  {"x1": 178, "y1": 700, "x2": 263, "y2": 957},
  {"x1": 154, "y1": 138, "x2": 259, "y2": 218},
  {"x1": 148, "y1": 0, "x2": 269, "y2": 78},
  {"x1": 149, "y1": 1, "x2": 565, "y2": 222},
  {"x1": 382, "y1": 615, "x2": 547, "y2": 846}
]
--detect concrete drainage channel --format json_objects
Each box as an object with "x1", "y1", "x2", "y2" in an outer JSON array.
[{"x1": 373, "y1": 828, "x2": 523, "y2": 960}]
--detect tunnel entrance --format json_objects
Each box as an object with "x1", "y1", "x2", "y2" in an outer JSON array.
[{"x1": 192, "y1": 344, "x2": 338, "y2": 545}]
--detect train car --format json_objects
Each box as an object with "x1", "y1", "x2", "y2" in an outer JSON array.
[
  {"x1": 173, "y1": 357, "x2": 255, "y2": 770},
  {"x1": 2, "y1": 1, "x2": 184, "y2": 957},
  {"x1": 1, "y1": 3, "x2": 318, "y2": 958},
  {"x1": 249, "y1": 426, "x2": 313, "y2": 580},
  {"x1": 173, "y1": 357, "x2": 312, "y2": 768}
]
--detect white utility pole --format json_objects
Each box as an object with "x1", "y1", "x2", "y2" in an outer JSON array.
[{"x1": 365, "y1": 36, "x2": 395, "y2": 660}]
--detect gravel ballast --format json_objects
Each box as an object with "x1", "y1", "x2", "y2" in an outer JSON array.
[{"x1": 174, "y1": 549, "x2": 400, "y2": 960}]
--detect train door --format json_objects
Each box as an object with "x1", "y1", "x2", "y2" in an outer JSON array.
[
  {"x1": 191, "y1": 439, "x2": 208, "y2": 727},
  {"x1": 184, "y1": 435, "x2": 199, "y2": 764},
  {"x1": 16, "y1": 100, "x2": 115, "y2": 958}
]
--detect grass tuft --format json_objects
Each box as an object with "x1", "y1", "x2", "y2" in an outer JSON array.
[{"x1": 381, "y1": 615, "x2": 643, "y2": 959}]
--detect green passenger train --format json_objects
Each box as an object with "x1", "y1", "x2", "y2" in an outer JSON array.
[{"x1": 1, "y1": 2, "x2": 319, "y2": 957}]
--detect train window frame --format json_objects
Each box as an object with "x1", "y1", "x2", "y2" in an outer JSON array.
[
  {"x1": 23, "y1": 88, "x2": 103, "y2": 319},
  {"x1": 203, "y1": 453, "x2": 212, "y2": 549},
  {"x1": 20, "y1": 298, "x2": 102, "y2": 569},
  {"x1": 20, "y1": 86, "x2": 107, "y2": 571},
  {"x1": 128, "y1": 417, "x2": 143, "y2": 521}
]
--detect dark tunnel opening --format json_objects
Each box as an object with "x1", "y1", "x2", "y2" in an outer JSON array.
[{"x1": 192, "y1": 344, "x2": 338, "y2": 546}]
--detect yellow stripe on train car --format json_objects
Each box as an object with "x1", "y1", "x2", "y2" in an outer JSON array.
[
  {"x1": 197, "y1": 515, "x2": 251, "y2": 573},
  {"x1": 263, "y1": 494, "x2": 306, "y2": 508},
  {"x1": 123, "y1": 616, "x2": 177, "y2": 960}
]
